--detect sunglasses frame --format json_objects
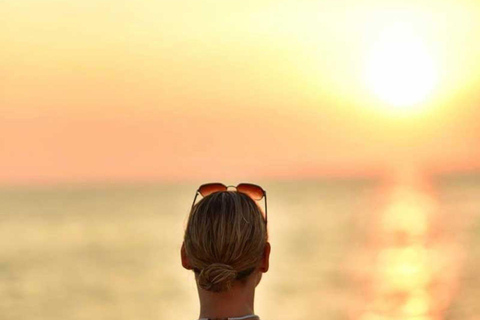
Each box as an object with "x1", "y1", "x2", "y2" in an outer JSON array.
[{"x1": 191, "y1": 182, "x2": 267, "y2": 226}]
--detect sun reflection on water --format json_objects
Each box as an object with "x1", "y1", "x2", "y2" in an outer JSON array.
[{"x1": 355, "y1": 182, "x2": 461, "y2": 320}]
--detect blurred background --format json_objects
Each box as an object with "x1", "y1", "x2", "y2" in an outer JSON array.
[{"x1": 1, "y1": 0, "x2": 479, "y2": 319}]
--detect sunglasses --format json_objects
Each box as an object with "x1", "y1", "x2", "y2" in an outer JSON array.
[{"x1": 191, "y1": 182, "x2": 268, "y2": 225}]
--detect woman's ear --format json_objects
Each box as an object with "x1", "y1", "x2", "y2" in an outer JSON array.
[
  {"x1": 181, "y1": 242, "x2": 192, "y2": 270},
  {"x1": 260, "y1": 242, "x2": 271, "y2": 273}
]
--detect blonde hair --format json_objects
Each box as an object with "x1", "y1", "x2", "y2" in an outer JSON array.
[{"x1": 183, "y1": 191, "x2": 268, "y2": 293}]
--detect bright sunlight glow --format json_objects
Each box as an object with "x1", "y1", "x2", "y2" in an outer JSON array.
[{"x1": 365, "y1": 24, "x2": 438, "y2": 112}]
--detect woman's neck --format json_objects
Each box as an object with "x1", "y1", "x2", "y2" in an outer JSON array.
[{"x1": 197, "y1": 281, "x2": 256, "y2": 319}]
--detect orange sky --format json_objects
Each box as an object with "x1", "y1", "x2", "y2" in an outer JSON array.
[{"x1": 1, "y1": 0, "x2": 480, "y2": 186}]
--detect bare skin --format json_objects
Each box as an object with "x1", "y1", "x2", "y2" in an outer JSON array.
[{"x1": 181, "y1": 242, "x2": 271, "y2": 320}]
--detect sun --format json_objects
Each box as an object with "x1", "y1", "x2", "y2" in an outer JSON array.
[{"x1": 364, "y1": 24, "x2": 438, "y2": 112}]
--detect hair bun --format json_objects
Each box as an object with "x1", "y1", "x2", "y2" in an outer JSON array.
[{"x1": 198, "y1": 263, "x2": 237, "y2": 292}]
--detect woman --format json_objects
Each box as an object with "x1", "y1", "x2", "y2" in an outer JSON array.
[{"x1": 181, "y1": 183, "x2": 271, "y2": 320}]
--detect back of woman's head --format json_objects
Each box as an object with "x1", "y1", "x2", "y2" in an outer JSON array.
[{"x1": 183, "y1": 191, "x2": 268, "y2": 293}]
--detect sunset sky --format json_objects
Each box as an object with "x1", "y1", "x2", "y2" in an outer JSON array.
[{"x1": 1, "y1": 0, "x2": 480, "y2": 186}]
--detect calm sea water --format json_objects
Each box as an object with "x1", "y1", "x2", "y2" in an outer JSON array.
[{"x1": 0, "y1": 177, "x2": 478, "y2": 320}]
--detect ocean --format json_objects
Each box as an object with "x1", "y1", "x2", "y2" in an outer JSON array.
[{"x1": 0, "y1": 177, "x2": 478, "y2": 320}]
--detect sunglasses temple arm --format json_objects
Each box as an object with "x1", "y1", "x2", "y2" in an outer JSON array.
[
  {"x1": 264, "y1": 191, "x2": 268, "y2": 226},
  {"x1": 191, "y1": 191, "x2": 199, "y2": 210}
]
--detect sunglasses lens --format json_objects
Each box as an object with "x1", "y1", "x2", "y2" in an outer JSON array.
[
  {"x1": 198, "y1": 183, "x2": 227, "y2": 197},
  {"x1": 237, "y1": 183, "x2": 264, "y2": 201}
]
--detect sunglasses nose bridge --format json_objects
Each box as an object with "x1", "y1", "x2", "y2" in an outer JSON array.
[{"x1": 225, "y1": 185, "x2": 237, "y2": 191}]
